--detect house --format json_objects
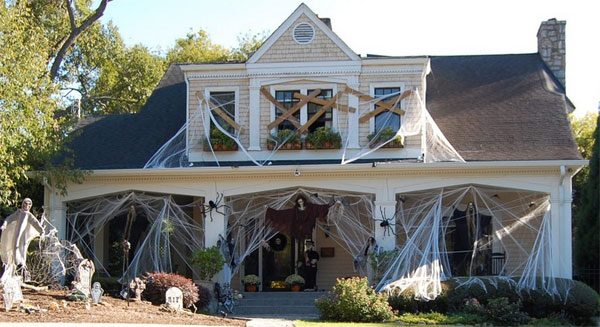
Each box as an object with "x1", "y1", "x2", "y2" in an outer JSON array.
[{"x1": 46, "y1": 4, "x2": 584, "y2": 295}]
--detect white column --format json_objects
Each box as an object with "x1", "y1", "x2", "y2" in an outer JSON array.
[
  {"x1": 374, "y1": 200, "x2": 397, "y2": 250},
  {"x1": 203, "y1": 191, "x2": 227, "y2": 247},
  {"x1": 347, "y1": 78, "x2": 360, "y2": 149},
  {"x1": 560, "y1": 173, "x2": 574, "y2": 279},
  {"x1": 549, "y1": 191, "x2": 571, "y2": 278},
  {"x1": 44, "y1": 187, "x2": 66, "y2": 239},
  {"x1": 249, "y1": 81, "x2": 261, "y2": 151}
]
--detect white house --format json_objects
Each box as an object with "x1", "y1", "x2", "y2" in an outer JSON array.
[{"x1": 47, "y1": 4, "x2": 584, "y2": 294}]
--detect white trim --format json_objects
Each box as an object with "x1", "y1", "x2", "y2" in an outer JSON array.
[
  {"x1": 185, "y1": 77, "x2": 190, "y2": 160},
  {"x1": 180, "y1": 63, "x2": 245, "y2": 71},
  {"x1": 362, "y1": 57, "x2": 429, "y2": 66},
  {"x1": 247, "y1": 3, "x2": 359, "y2": 63},
  {"x1": 369, "y1": 82, "x2": 406, "y2": 133}
]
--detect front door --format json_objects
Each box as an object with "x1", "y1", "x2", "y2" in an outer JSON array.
[{"x1": 262, "y1": 233, "x2": 296, "y2": 290}]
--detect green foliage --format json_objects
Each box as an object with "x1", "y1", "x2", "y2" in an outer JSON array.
[
  {"x1": 574, "y1": 114, "x2": 599, "y2": 290},
  {"x1": 369, "y1": 249, "x2": 399, "y2": 285},
  {"x1": 231, "y1": 31, "x2": 268, "y2": 61},
  {"x1": 242, "y1": 274, "x2": 261, "y2": 285},
  {"x1": 387, "y1": 281, "x2": 452, "y2": 313},
  {"x1": 208, "y1": 128, "x2": 237, "y2": 149},
  {"x1": 285, "y1": 274, "x2": 305, "y2": 286},
  {"x1": 305, "y1": 127, "x2": 342, "y2": 149},
  {"x1": 484, "y1": 297, "x2": 530, "y2": 326},
  {"x1": 315, "y1": 277, "x2": 393, "y2": 322},
  {"x1": 367, "y1": 127, "x2": 402, "y2": 144},
  {"x1": 166, "y1": 29, "x2": 231, "y2": 65},
  {"x1": 190, "y1": 246, "x2": 224, "y2": 281},
  {"x1": 270, "y1": 129, "x2": 301, "y2": 144},
  {"x1": 143, "y1": 272, "x2": 199, "y2": 308},
  {"x1": 395, "y1": 311, "x2": 485, "y2": 325}
]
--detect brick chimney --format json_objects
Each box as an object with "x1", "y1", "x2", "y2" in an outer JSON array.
[{"x1": 537, "y1": 18, "x2": 566, "y2": 88}]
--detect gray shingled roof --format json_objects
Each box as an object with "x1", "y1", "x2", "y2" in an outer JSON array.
[
  {"x1": 427, "y1": 54, "x2": 581, "y2": 161},
  {"x1": 63, "y1": 54, "x2": 581, "y2": 170}
]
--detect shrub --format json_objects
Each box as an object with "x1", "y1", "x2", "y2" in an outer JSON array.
[
  {"x1": 562, "y1": 280, "x2": 600, "y2": 325},
  {"x1": 195, "y1": 284, "x2": 211, "y2": 310},
  {"x1": 285, "y1": 274, "x2": 305, "y2": 286},
  {"x1": 315, "y1": 277, "x2": 393, "y2": 322},
  {"x1": 484, "y1": 297, "x2": 530, "y2": 326},
  {"x1": 387, "y1": 281, "x2": 453, "y2": 313},
  {"x1": 143, "y1": 272, "x2": 199, "y2": 308},
  {"x1": 190, "y1": 246, "x2": 224, "y2": 281},
  {"x1": 305, "y1": 126, "x2": 341, "y2": 149},
  {"x1": 396, "y1": 312, "x2": 485, "y2": 325}
]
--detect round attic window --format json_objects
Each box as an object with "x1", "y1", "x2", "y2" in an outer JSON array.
[{"x1": 293, "y1": 22, "x2": 315, "y2": 45}]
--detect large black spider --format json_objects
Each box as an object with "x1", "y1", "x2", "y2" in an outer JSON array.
[
  {"x1": 373, "y1": 207, "x2": 397, "y2": 236},
  {"x1": 200, "y1": 192, "x2": 230, "y2": 221}
]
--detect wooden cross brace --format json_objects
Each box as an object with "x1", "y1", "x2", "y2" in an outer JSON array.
[
  {"x1": 263, "y1": 88, "x2": 322, "y2": 130},
  {"x1": 344, "y1": 87, "x2": 412, "y2": 124}
]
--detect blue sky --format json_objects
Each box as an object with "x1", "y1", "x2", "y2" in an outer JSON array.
[{"x1": 102, "y1": 0, "x2": 599, "y2": 116}]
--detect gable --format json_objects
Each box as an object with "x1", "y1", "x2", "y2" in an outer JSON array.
[{"x1": 248, "y1": 4, "x2": 359, "y2": 64}]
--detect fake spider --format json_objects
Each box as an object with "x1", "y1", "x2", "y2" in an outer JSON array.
[
  {"x1": 200, "y1": 192, "x2": 230, "y2": 221},
  {"x1": 373, "y1": 207, "x2": 397, "y2": 236}
]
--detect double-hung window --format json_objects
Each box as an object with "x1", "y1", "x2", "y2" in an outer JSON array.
[
  {"x1": 306, "y1": 89, "x2": 333, "y2": 133},
  {"x1": 275, "y1": 90, "x2": 300, "y2": 131},
  {"x1": 374, "y1": 87, "x2": 401, "y2": 132},
  {"x1": 209, "y1": 91, "x2": 236, "y2": 134}
]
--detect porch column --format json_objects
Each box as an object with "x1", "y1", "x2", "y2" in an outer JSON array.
[
  {"x1": 249, "y1": 81, "x2": 261, "y2": 150},
  {"x1": 549, "y1": 191, "x2": 571, "y2": 279},
  {"x1": 44, "y1": 187, "x2": 66, "y2": 239},
  {"x1": 203, "y1": 191, "x2": 227, "y2": 247},
  {"x1": 374, "y1": 200, "x2": 397, "y2": 250},
  {"x1": 560, "y1": 174, "x2": 573, "y2": 279}
]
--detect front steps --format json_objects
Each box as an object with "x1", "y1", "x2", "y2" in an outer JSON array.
[{"x1": 232, "y1": 291, "x2": 324, "y2": 319}]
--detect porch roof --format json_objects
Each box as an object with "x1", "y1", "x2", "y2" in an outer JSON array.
[{"x1": 61, "y1": 53, "x2": 581, "y2": 170}]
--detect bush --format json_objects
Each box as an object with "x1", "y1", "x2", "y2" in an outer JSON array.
[
  {"x1": 143, "y1": 272, "x2": 199, "y2": 308},
  {"x1": 315, "y1": 277, "x2": 393, "y2": 322},
  {"x1": 195, "y1": 284, "x2": 211, "y2": 310},
  {"x1": 396, "y1": 312, "x2": 485, "y2": 325},
  {"x1": 387, "y1": 281, "x2": 453, "y2": 313},
  {"x1": 484, "y1": 297, "x2": 530, "y2": 326},
  {"x1": 190, "y1": 246, "x2": 224, "y2": 281},
  {"x1": 562, "y1": 279, "x2": 600, "y2": 325}
]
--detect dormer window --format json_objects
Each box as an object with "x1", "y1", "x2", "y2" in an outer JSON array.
[
  {"x1": 275, "y1": 90, "x2": 300, "y2": 131},
  {"x1": 208, "y1": 89, "x2": 238, "y2": 133},
  {"x1": 307, "y1": 89, "x2": 333, "y2": 132}
]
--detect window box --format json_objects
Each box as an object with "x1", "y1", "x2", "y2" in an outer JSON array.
[
  {"x1": 203, "y1": 128, "x2": 238, "y2": 152},
  {"x1": 304, "y1": 126, "x2": 341, "y2": 150},
  {"x1": 367, "y1": 127, "x2": 404, "y2": 149},
  {"x1": 267, "y1": 129, "x2": 302, "y2": 150}
]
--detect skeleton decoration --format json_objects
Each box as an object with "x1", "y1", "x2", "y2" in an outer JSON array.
[{"x1": 128, "y1": 277, "x2": 146, "y2": 301}]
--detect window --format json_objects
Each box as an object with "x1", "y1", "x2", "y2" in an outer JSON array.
[
  {"x1": 275, "y1": 90, "x2": 300, "y2": 131},
  {"x1": 307, "y1": 89, "x2": 333, "y2": 133},
  {"x1": 210, "y1": 91, "x2": 236, "y2": 133},
  {"x1": 374, "y1": 87, "x2": 401, "y2": 132}
]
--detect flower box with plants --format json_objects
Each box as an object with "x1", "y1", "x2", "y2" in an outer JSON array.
[
  {"x1": 241, "y1": 274, "x2": 261, "y2": 292},
  {"x1": 304, "y1": 126, "x2": 342, "y2": 150},
  {"x1": 267, "y1": 129, "x2": 302, "y2": 150},
  {"x1": 203, "y1": 128, "x2": 238, "y2": 151},
  {"x1": 285, "y1": 274, "x2": 305, "y2": 292},
  {"x1": 367, "y1": 127, "x2": 404, "y2": 149}
]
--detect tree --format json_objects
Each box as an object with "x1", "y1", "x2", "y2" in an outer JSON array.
[
  {"x1": 570, "y1": 113, "x2": 598, "y2": 219},
  {"x1": 573, "y1": 114, "x2": 599, "y2": 290},
  {"x1": 231, "y1": 31, "x2": 267, "y2": 61},
  {"x1": 166, "y1": 29, "x2": 231, "y2": 65}
]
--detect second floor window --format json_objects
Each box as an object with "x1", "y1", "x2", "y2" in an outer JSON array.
[
  {"x1": 307, "y1": 89, "x2": 333, "y2": 133},
  {"x1": 210, "y1": 91, "x2": 236, "y2": 133},
  {"x1": 374, "y1": 87, "x2": 401, "y2": 132},
  {"x1": 275, "y1": 90, "x2": 300, "y2": 131}
]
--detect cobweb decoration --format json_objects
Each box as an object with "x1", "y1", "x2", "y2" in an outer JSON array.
[
  {"x1": 375, "y1": 185, "x2": 556, "y2": 300},
  {"x1": 65, "y1": 192, "x2": 204, "y2": 282},
  {"x1": 219, "y1": 187, "x2": 375, "y2": 283},
  {"x1": 143, "y1": 84, "x2": 464, "y2": 168}
]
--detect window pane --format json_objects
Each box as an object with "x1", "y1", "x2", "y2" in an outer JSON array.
[
  {"x1": 307, "y1": 89, "x2": 333, "y2": 133},
  {"x1": 210, "y1": 91, "x2": 235, "y2": 133},
  {"x1": 374, "y1": 87, "x2": 401, "y2": 132},
  {"x1": 275, "y1": 90, "x2": 300, "y2": 131}
]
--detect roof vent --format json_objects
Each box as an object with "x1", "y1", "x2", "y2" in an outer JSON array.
[{"x1": 293, "y1": 22, "x2": 315, "y2": 45}]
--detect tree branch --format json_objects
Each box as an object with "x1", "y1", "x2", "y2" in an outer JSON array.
[{"x1": 49, "y1": 0, "x2": 111, "y2": 81}]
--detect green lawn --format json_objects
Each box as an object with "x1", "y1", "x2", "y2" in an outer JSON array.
[{"x1": 294, "y1": 322, "x2": 399, "y2": 327}]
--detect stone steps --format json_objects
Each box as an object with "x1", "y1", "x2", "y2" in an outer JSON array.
[{"x1": 232, "y1": 291, "x2": 324, "y2": 318}]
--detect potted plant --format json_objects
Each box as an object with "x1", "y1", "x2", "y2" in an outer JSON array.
[
  {"x1": 190, "y1": 246, "x2": 225, "y2": 282},
  {"x1": 267, "y1": 129, "x2": 302, "y2": 150},
  {"x1": 241, "y1": 274, "x2": 261, "y2": 292},
  {"x1": 285, "y1": 274, "x2": 305, "y2": 292},
  {"x1": 304, "y1": 126, "x2": 341, "y2": 149},
  {"x1": 367, "y1": 127, "x2": 404, "y2": 149},
  {"x1": 204, "y1": 128, "x2": 238, "y2": 151}
]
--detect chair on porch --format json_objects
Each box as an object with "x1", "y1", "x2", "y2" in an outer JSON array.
[{"x1": 491, "y1": 252, "x2": 506, "y2": 275}]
